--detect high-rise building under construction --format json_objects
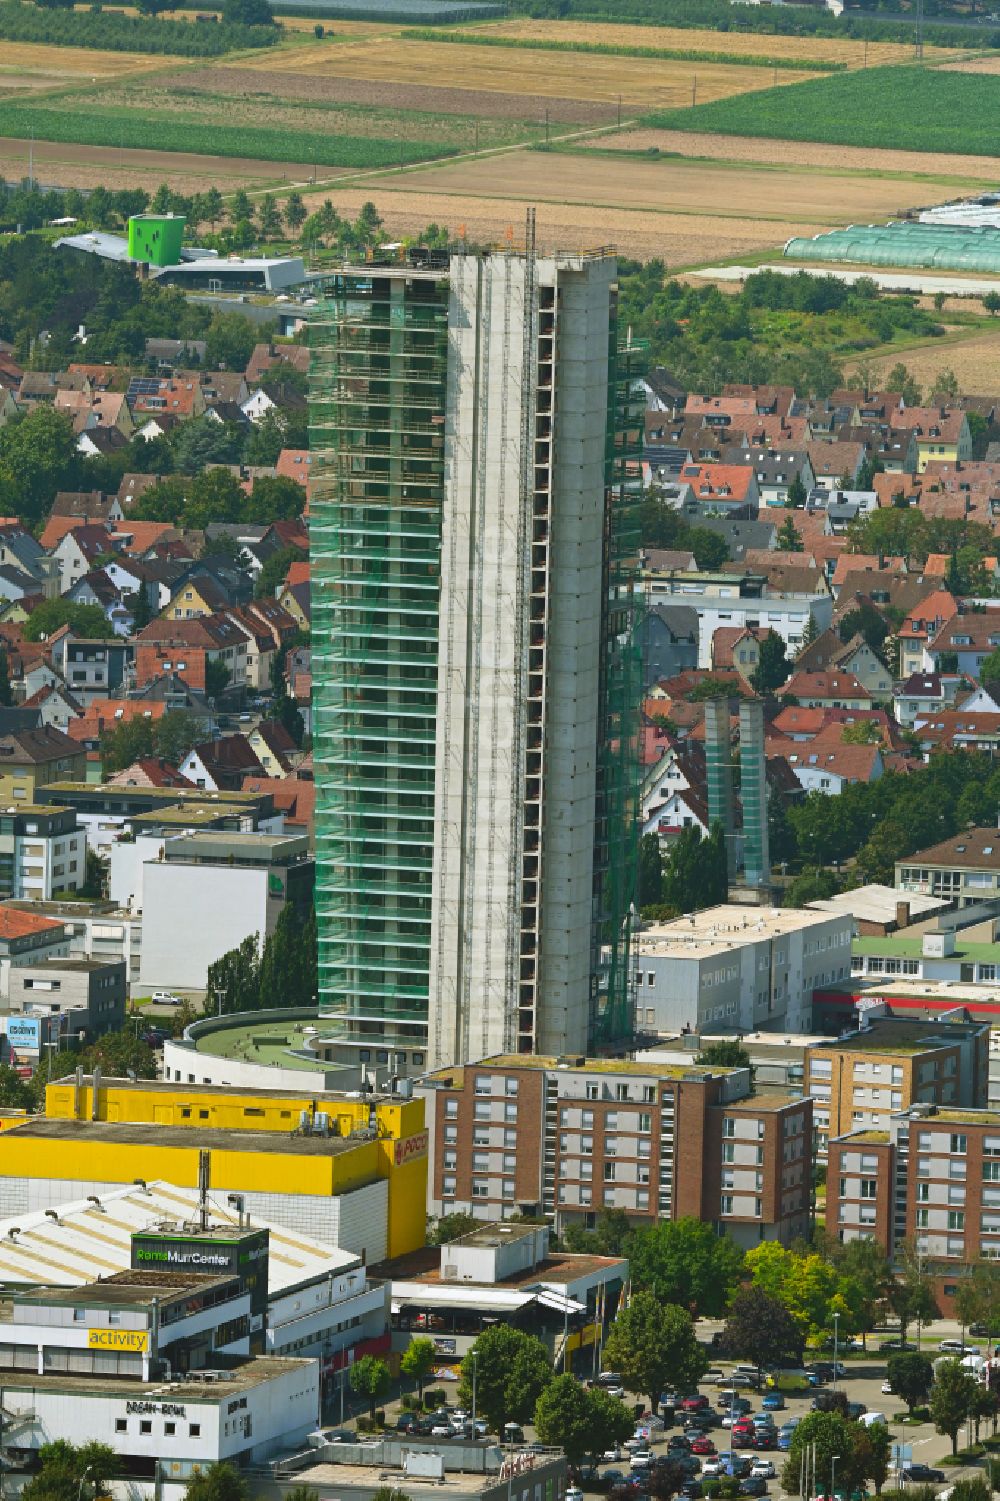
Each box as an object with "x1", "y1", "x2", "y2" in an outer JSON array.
[{"x1": 309, "y1": 243, "x2": 641, "y2": 1070}]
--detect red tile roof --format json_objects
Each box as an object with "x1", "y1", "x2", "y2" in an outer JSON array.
[{"x1": 0, "y1": 905, "x2": 65, "y2": 940}]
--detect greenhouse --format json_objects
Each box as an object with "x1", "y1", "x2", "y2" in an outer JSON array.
[{"x1": 783, "y1": 221, "x2": 1000, "y2": 273}]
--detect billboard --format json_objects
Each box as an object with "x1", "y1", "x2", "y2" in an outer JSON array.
[
  {"x1": 131, "y1": 1227, "x2": 269, "y2": 1321},
  {"x1": 89, "y1": 1329, "x2": 148, "y2": 1353},
  {"x1": 5, "y1": 1017, "x2": 41, "y2": 1051}
]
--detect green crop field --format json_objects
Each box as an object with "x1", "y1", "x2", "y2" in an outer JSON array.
[
  {"x1": 0, "y1": 100, "x2": 458, "y2": 167},
  {"x1": 646, "y1": 66, "x2": 1000, "y2": 156}
]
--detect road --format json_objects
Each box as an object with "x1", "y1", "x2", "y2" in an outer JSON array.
[{"x1": 692, "y1": 265, "x2": 1000, "y2": 296}]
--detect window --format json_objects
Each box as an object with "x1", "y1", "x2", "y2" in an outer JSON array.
[
  {"x1": 915, "y1": 1208, "x2": 929, "y2": 1229},
  {"x1": 638, "y1": 1113, "x2": 652, "y2": 1135},
  {"x1": 115, "y1": 1420, "x2": 127, "y2": 1434},
  {"x1": 505, "y1": 1077, "x2": 518, "y2": 1096},
  {"x1": 189, "y1": 1425, "x2": 201, "y2": 1438},
  {"x1": 723, "y1": 1118, "x2": 735, "y2": 1138},
  {"x1": 860, "y1": 1179, "x2": 877, "y2": 1199},
  {"x1": 444, "y1": 1125, "x2": 458, "y2": 1144},
  {"x1": 472, "y1": 1179, "x2": 489, "y2": 1198},
  {"x1": 604, "y1": 1163, "x2": 616, "y2": 1182},
  {"x1": 445, "y1": 1098, "x2": 458, "y2": 1119},
  {"x1": 502, "y1": 1179, "x2": 515, "y2": 1200},
  {"x1": 140, "y1": 1421, "x2": 152, "y2": 1436},
  {"x1": 917, "y1": 1183, "x2": 930, "y2": 1202},
  {"x1": 949, "y1": 1211, "x2": 966, "y2": 1231},
  {"x1": 475, "y1": 1076, "x2": 491, "y2": 1096},
  {"x1": 442, "y1": 1175, "x2": 456, "y2": 1197},
  {"x1": 720, "y1": 1195, "x2": 734, "y2": 1216},
  {"x1": 504, "y1": 1103, "x2": 517, "y2": 1122},
  {"x1": 586, "y1": 1081, "x2": 599, "y2": 1100},
  {"x1": 164, "y1": 1422, "x2": 176, "y2": 1437},
  {"x1": 952, "y1": 1134, "x2": 968, "y2": 1155},
  {"x1": 616, "y1": 1084, "x2": 629, "y2": 1102}
]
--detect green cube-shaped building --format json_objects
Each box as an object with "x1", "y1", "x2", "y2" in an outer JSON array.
[{"x1": 127, "y1": 214, "x2": 185, "y2": 268}]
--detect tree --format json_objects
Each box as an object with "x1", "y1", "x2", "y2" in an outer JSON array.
[
  {"x1": 662, "y1": 822, "x2": 728, "y2": 915},
  {"x1": 206, "y1": 658, "x2": 231, "y2": 699},
  {"x1": 23, "y1": 598, "x2": 114, "y2": 641},
  {"x1": 832, "y1": 1238, "x2": 890, "y2": 1345},
  {"x1": 786, "y1": 473, "x2": 807, "y2": 509},
  {"x1": 221, "y1": 0, "x2": 274, "y2": 21},
  {"x1": 0, "y1": 406, "x2": 78, "y2": 525},
  {"x1": 887, "y1": 1242, "x2": 940, "y2": 1343},
  {"x1": 972, "y1": 1385, "x2": 999, "y2": 1443},
  {"x1": 886, "y1": 1351, "x2": 933, "y2": 1414},
  {"x1": 777, "y1": 514, "x2": 803, "y2": 551},
  {"x1": 638, "y1": 832, "x2": 663, "y2": 908},
  {"x1": 23, "y1": 1442, "x2": 120, "y2": 1501},
  {"x1": 855, "y1": 1419, "x2": 892, "y2": 1496},
  {"x1": 258, "y1": 194, "x2": 283, "y2": 240},
  {"x1": 401, "y1": 1337, "x2": 437, "y2": 1399},
  {"x1": 171, "y1": 998, "x2": 198, "y2": 1039},
  {"x1": 623, "y1": 1219, "x2": 744, "y2": 1317},
  {"x1": 855, "y1": 817, "x2": 909, "y2": 886},
  {"x1": 930, "y1": 1359, "x2": 978, "y2": 1455},
  {"x1": 985, "y1": 291, "x2": 1000, "y2": 316},
  {"x1": 82, "y1": 1028, "x2": 157, "y2": 1080},
  {"x1": 173, "y1": 415, "x2": 243, "y2": 473},
  {"x1": 959, "y1": 1260, "x2": 1000, "y2": 1345},
  {"x1": 533, "y1": 1375, "x2": 630, "y2": 1467},
  {"x1": 205, "y1": 310, "x2": 261, "y2": 371},
  {"x1": 694, "y1": 1040, "x2": 752, "y2": 1072},
  {"x1": 255, "y1": 543, "x2": 302, "y2": 599},
  {"x1": 430, "y1": 1212, "x2": 478, "y2": 1245},
  {"x1": 206, "y1": 932, "x2": 260, "y2": 1017},
  {"x1": 930, "y1": 367, "x2": 960, "y2": 402},
  {"x1": 284, "y1": 191, "x2": 307, "y2": 234},
  {"x1": 885, "y1": 362, "x2": 922, "y2": 406},
  {"x1": 183, "y1": 1465, "x2": 250, "y2": 1501},
  {"x1": 258, "y1": 901, "x2": 316, "y2": 1010},
  {"x1": 602, "y1": 1292, "x2": 704, "y2": 1413},
  {"x1": 564, "y1": 1209, "x2": 632, "y2": 1256},
  {"x1": 781, "y1": 1412, "x2": 862, "y2": 1499},
  {"x1": 783, "y1": 866, "x2": 840, "y2": 908},
  {"x1": 721, "y1": 1285, "x2": 803, "y2": 1381},
  {"x1": 457, "y1": 1325, "x2": 551, "y2": 1436},
  {"x1": 751, "y1": 630, "x2": 789, "y2": 695},
  {"x1": 689, "y1": 527, "x2": 729, "y2": 571},
  {"x1": 0, "y1": 1063, "x2": 31, "y2": 1110},
  {"x1": 350, "y1": 1354, "x2": 391, "y2": 1422}
]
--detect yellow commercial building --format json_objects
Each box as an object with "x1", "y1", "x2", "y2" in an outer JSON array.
[{"x1": 2, "y1": 1076, "x2": 429, "y2": 1262}]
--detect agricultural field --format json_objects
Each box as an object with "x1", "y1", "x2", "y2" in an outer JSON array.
[
  {"x1": 0, "y1": 39, "x2": 176, "y2": 88},
  {"x1": 646, "y1": 65, "x2": 1000, "y2": 156},
  {"x1": 459, "y1": 18, "x2": 959, "y2": 68},
  {"x1": 238, "y1": 32, "x2": 819, "y2": 105},
  {"x1": 842, "y1": 322, "x2": 1000, "y2": 391}
]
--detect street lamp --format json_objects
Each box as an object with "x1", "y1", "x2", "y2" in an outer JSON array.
[
  {"x1": 471, "y1": 1350, "x2": 478, "y2": 1436},
  {"x1": 831, "y1": 1455, "x2": 841, "y2": 1501},
  {"x1": 833, "y1": 1312, "x2": 841, "y2": 1391}
]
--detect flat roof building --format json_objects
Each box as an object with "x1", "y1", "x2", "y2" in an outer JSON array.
[
  {"x1": 416, "y1": 1053, "x2": 811, "y2": 1248},
  {"x1": 634, "y1": 904, "x2": 853, "y2": 1036}
]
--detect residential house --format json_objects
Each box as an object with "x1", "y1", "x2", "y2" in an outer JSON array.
[
  {"x1": 245, "y1": 342, "x2": 310, "y2": 385},
  {"x1": 678, "y1": 462, "x2": 759, "y2": 515},
  {"x1": 0, "y1": 526, "x2": 58, "y2": 600},
  {"x1": 49, "y1": 493, "x2": 123, "y2": 526},
  {"x1": 896, "y1": 826, "x2": 1000, "y2": 906},
  {"x1": 275, "y1": 448, "x2": 312, "y2": 499},
  {"x1": 135, "y1": 615, "x2": 249, "y2": 693},
  {"x1": 65, "y1": 571, "x2": 134, "y2": 638},
  {"x1": 0, "y1": 566, "x2": 42, "y2": 606},
  {"x1": 639, "y1": 604, "x2": 699, "y2": 688},
  {"x1": 127, "y1": 376, "x2": 205, "y2": 420},
  {"x1": 247, "y1": 720, "x2": 297, "y2": 778},
  {"x1": 783, "y1": 741, "x2": 884, "y2": 794},
  {"x1": 48, "y1": 525, "x2": 116, "y2": 595},
  {"x1": 915, "y1": 711, "x2": 1000, "y2": 755},
  {"x1": 722, "y1": 446, "x2": 814, "y2": 508},
  {"x1": 806, "y1": 440, "x2": 865, "y2": 490},
  {"x1": 241, "y1": 775, "x2": 315, "y2": 840},
  {"x1": 49, "y1": 638, "x2": 131, "y2": 708},
  {"x1": 179, "y1": 736, "x2": 265, "y2": 792},
  {"x1": 897, "y1": 589, "x2": 960, "y2": 678},
  {"x1": 144, "y1": 337, "x2": 207, "y2": 369},
  {"x1": 0, "y1": 726, "x2": 87, "y2": 801},
  {"x1": 710, "y1": 625, "x2": 765, "y2": 680},
  {"x1": 278, "y1": 579, "x2": 310, "y2": 633},
  {"x1": 891, "y1": 406, "x2": 973, "y2": 472},
  {"x1": 925, "y1": 611, "x2": 1000, "y2": 679},
  {"x1": 107, "y1": 757, "x2": 189, "y2": 789},
  {"x1": 893, "y1": 671, "x2": 971, "y2": 729},
  {"x1": 782, "y1": 669, "x2": 872, "y2": 710},
  {"x1": 21, "y1": 683, "x2": 81, "y2": 733}
]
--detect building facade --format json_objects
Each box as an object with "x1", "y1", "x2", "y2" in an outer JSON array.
[
  {"x1": 416, "y1": 1054, "x2": 811, "y2": 1249},
  {"x1": 632, "y1": 904, "x2": 853, "y2": 1037},
  {"x1": 309, "y1": 248, "x2": 641, "y2": 1070}
]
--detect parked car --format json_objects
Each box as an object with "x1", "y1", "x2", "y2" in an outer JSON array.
[
  {"x1": 777, "y1": 1431, "x2": 794, "y2": 1452},
  {"x1": 690, "y1": 1438, "x2": 716, "y2": 1456},
  {"x1": 701, "y1": 1461, "x2": 724, "y2": 1478},
  {"x1": 630, "y1": 1452, "x2": 654, "y2": 1471},
  {"x1": 898, "y1": 1466, "x2": 946, "y2": 1484},
  {"x1": 624, "y1": 1437, "x2": 649, "y2": 1454},
  {"x1": 603, "y1": 1447, "x2": 624, "y2": 1463},
  {"x1": 603, "y1": 1472, "x2": 627, "y2": 1491},
  {"x1": 750, "y1": 1462, "x2": 775, "y2": 1479},
  {"x1": 878, "y1": 1338, "x2": 915, "y2": 1353},
  {"x1": 761, "y1": 1394, "x2": 784, "y2": 1411},
  {"x1": 703, "y1": 1369, "x2": 726, "y2": 1384},
  {"x1": 940, "y1": 1339, "x2": 980, "y2": 1355},
  {"x1": 754, "y1": 1433, "x2": 777, "y2": 1451},
  {"x1": 566, "y1": 1488, "x2": 584, "y2": 1501},
  {"x1": 684, "y1": 1411, "x2": 717, "y2": 1432},
  {"x1": 739, "y1": 1479, "x2": 768, "y2": 1496},
  {"x1": 679, "y1": 1484, "x2": 702, "y2": 1500},
  {"x1": 881, "y1": 1379, "x2": 894, "y2": 1396},
  {"x1": 668, "y1": 1436, "x2": 693, "y2": 1454},
  {"x1": 846, "y1": 1403, "x2": 867, "y2": 1421},
  {"x1": 719, "y1": 1455, "x2": 751, "y2": 1479},
  {"x1": 683, "y1": 1395, "x2": 710, "y2": 1412},
  {"x1": 151, "y1": 990, "x2": 181, "y2": 1005},
  {"x1": 726, "y1": 1373, "x2": 757, "y2": 1390},
  {"x1": 396, "y1": 1414, "x2": 417, "y2": 1432}
]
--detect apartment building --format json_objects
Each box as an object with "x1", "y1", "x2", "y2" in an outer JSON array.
[
  {"x1": 639, "y1": 568, "x2": 832, "y2": 666},
  {"x1": 633, "y1": 904, "x2": 853, "y2": 1036},
  {"x1": 829, "y1": 1104, "x2": 1000, "y2": 1307},
  {"x1": 897, "y1": 828, "x2": 1000, "y2": 907},
  {"x1": 417, "y1": 1055, "x2": 812, "y2": 1250},
  {"x1": 804, "y1": 1011, "x2": 989, "y2": 1157}
]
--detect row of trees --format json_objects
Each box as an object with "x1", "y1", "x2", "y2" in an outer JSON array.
[
  {"x1": 0, "y1": 1022, "x2": 158, "y2": 1114},
  {"x1": 205, "y1": 902, "x2": 318, "y2": 1017}
]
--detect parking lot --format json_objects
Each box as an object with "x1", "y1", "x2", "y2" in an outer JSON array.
[{"x1": 588, "y1": 1347, "x2": 989, "y2": 1500}]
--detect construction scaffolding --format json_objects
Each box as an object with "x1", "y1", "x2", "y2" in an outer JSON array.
[
  {"x1": 308, "y1": 263, "x2": 450, "y2": 1047},
  {"x1": 590, "y1": 321, "x2": 644, "y2": 1050}
]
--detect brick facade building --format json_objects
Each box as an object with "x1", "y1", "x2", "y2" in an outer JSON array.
[{"x1": 417, "y1": 1056, "x2": 812, "y2": 1249}]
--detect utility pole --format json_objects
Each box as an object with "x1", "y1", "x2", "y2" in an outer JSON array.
[{"x1": 915, "y1": 0, "x2": 924, "y2": 61}]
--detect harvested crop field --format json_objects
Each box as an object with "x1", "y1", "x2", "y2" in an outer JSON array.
[
  {"x1": 0, "y1": 39, "x2": 178, "y2": 81},
  {"x1": 392, "y1": 145, "x2": 959, "y2": 225},
  {"x1": 240, "y1": 34, "x2": 816, "y2": 104},
  {"x1": 462, "y1": 18, "x2": 959, "y2": 68},
  {"x1": 0, "y1": 136, "x2": 316, "y2": 191},
  {"x1": 168, "y1": 62, "x2": 617, "y2": 122},
  {"x1": 940, "y1": 54, "x2": 1000, "y2": 73},
  {"x1": 843, "y1": 324, "x2": 1000, "y2": 390},
  {"x1": 304, "y1": 181, "x2": 802, "y2": 262},
  {"x1": 579, "y1": 126, "x2": 1000, "y2": 183}
]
